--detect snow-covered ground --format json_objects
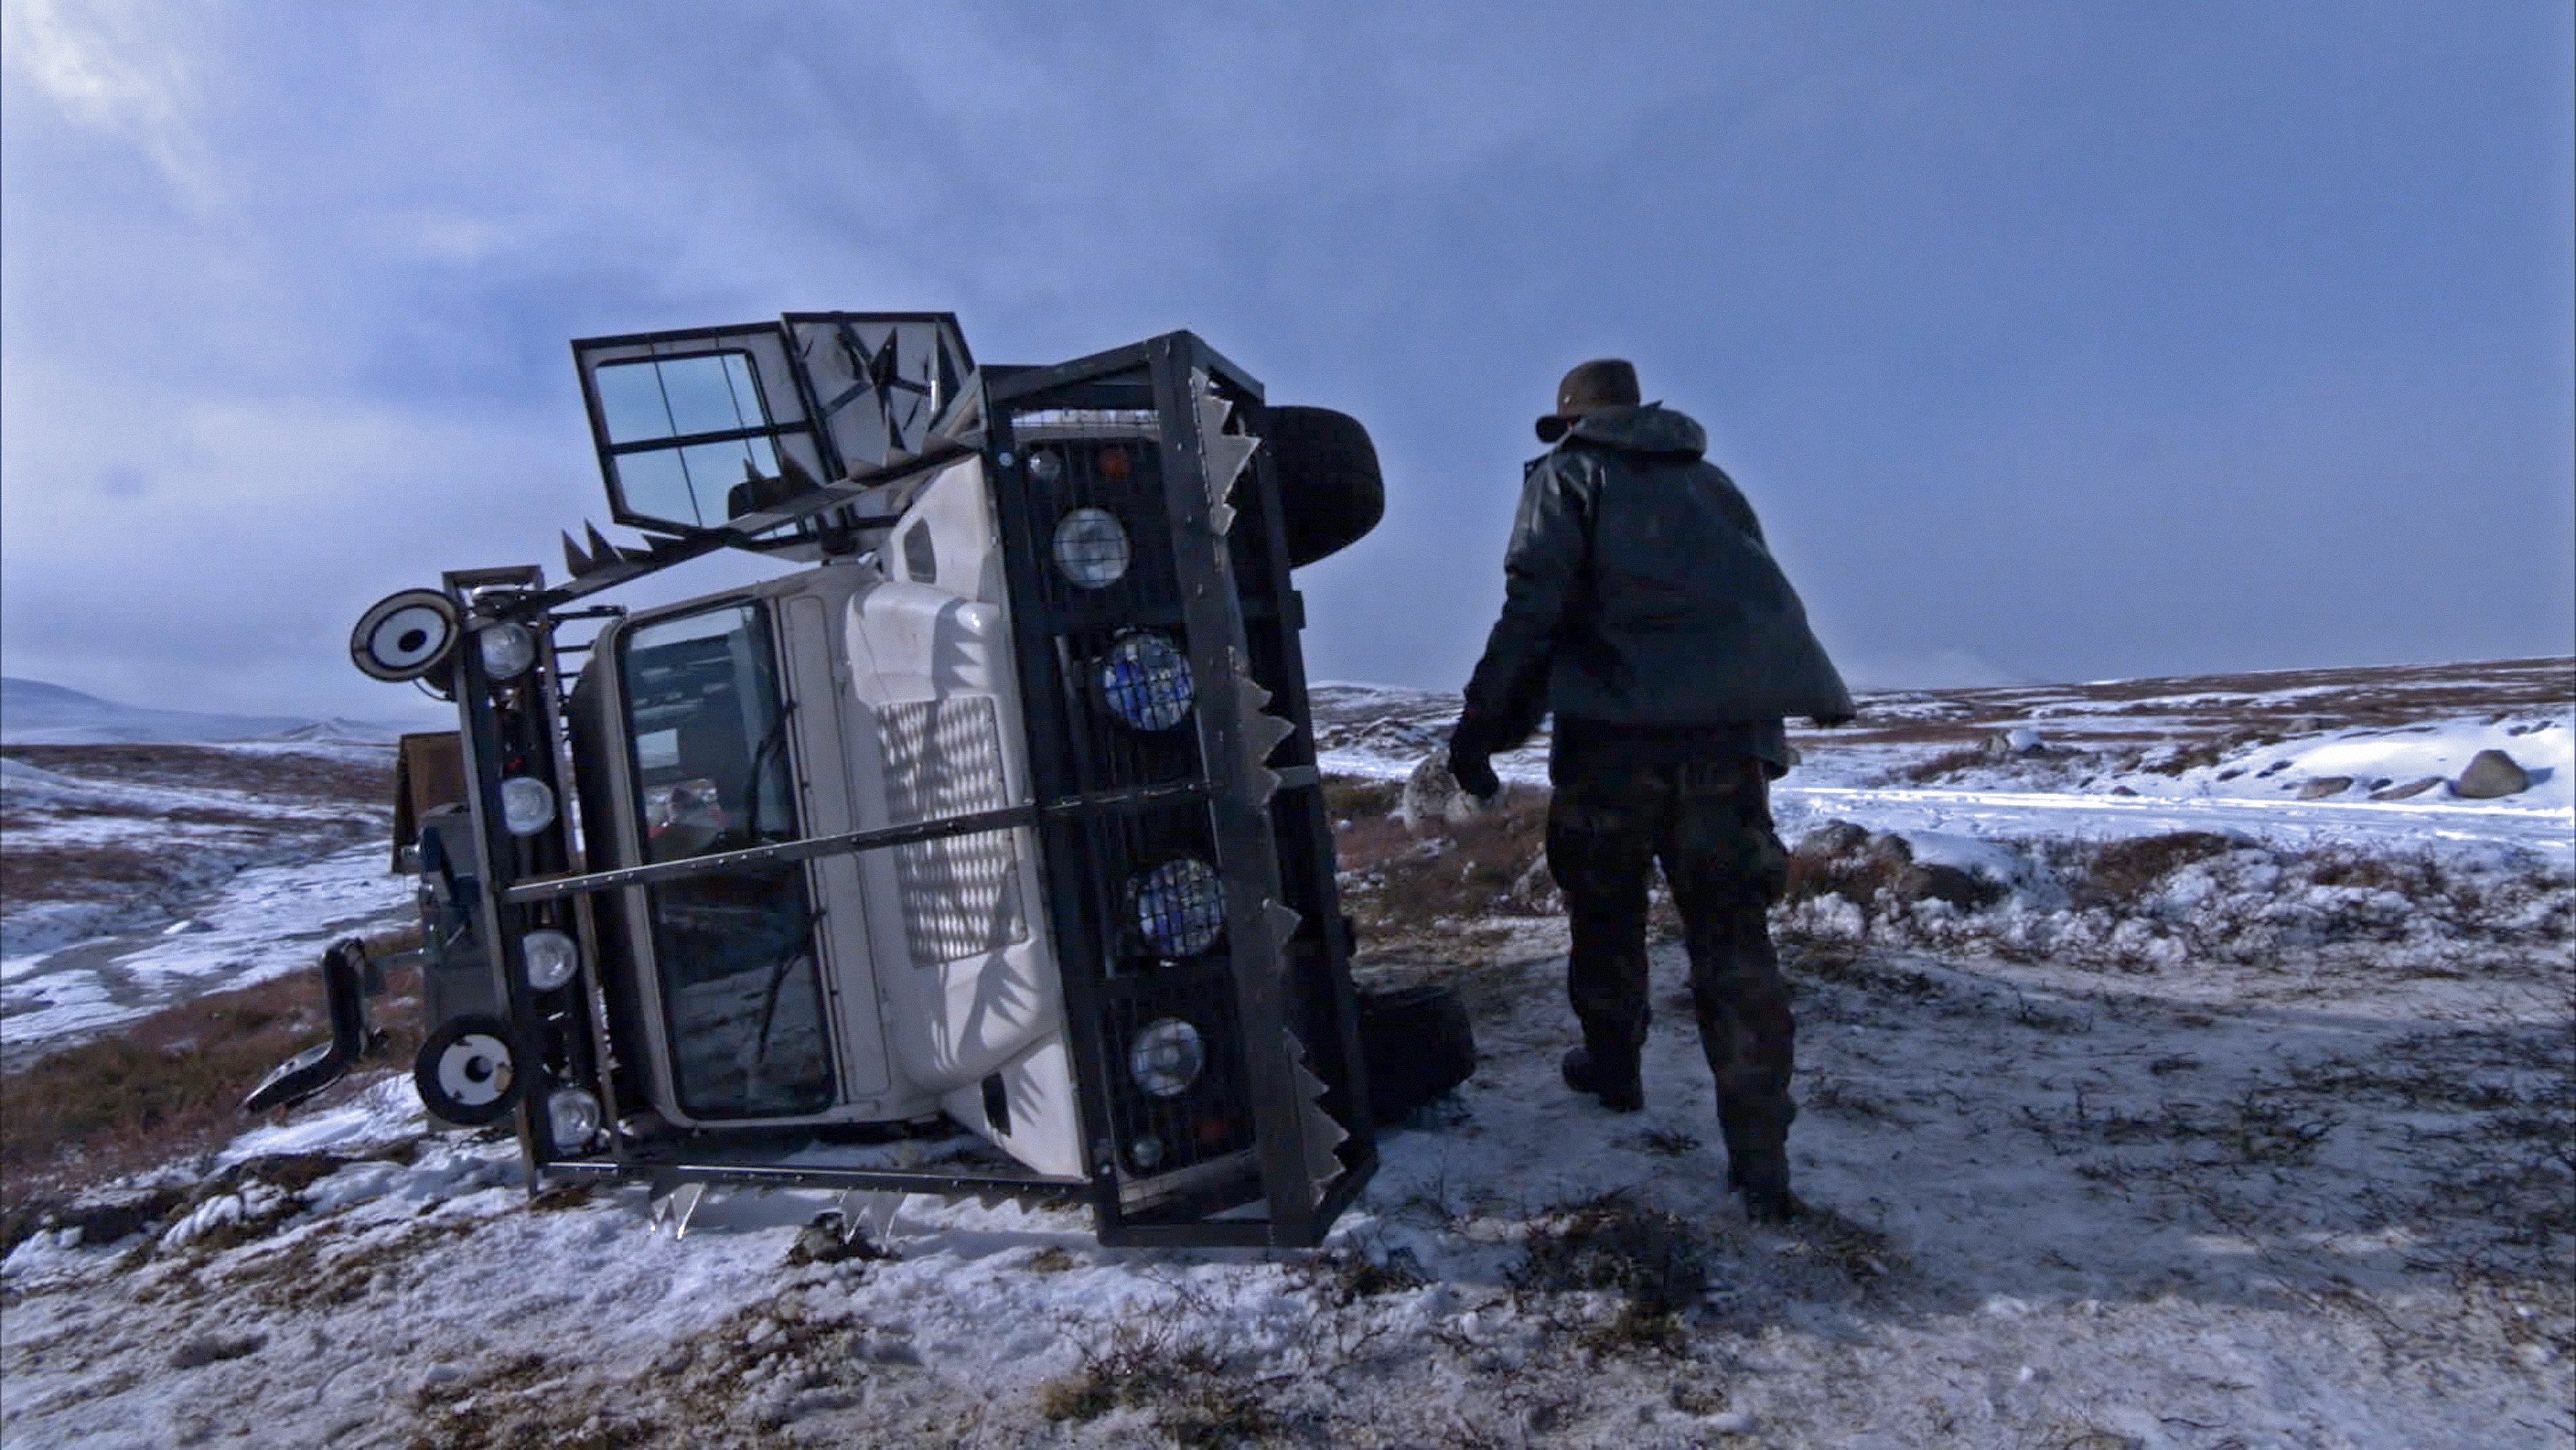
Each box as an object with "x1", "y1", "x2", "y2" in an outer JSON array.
[
  {"x1": 1, "y1": 742, "x2": 412, "y2": 1070},
  {"x1": 1, "y1": 658, "x2": 2568, "y2": 1447},
  {"x1": 1314, "y1": 657, "x2": 2575, "y2": 863},
  {"x1": 4, "y1": 932, "x2": 2565, "y2": 1446}
]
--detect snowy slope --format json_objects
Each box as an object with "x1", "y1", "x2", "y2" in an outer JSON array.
[
  {"x1": 1, "y1": 658, "x2": 2567, "y2": 1446},
  {"x1": 3, "y1": 937, "x2": 2565, "y2": 1447},
  {"x1": 1313, "y1": 660, "x2": 2576, "y2": 863},
  {"x1": 0, "y1": 676, "x2": 406, "y2": 745},
  {"x1": 0, "y1": 742, "x2": 411, "y2": 1068}
]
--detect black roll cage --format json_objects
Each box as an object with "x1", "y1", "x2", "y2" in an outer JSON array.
[{"x1": 420, "y1": 323, "x2": 1373, "y2": 1248}]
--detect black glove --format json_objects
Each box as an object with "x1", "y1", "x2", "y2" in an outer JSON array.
[{"x1": 1448, "y1": 747, "x2": 1501, "y2": 801}]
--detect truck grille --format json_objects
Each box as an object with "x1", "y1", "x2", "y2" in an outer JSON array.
[{"x1": 877, "y1": 695, "x2": 1028, "y2": 966}]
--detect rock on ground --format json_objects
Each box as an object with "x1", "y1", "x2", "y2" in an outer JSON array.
[
  {"x1": 2452, "y1": 748, "x2": 2530, "y2": 799},
  {"x1": 1400, "y1": 753, "x2": 1503, "y2": 833}
]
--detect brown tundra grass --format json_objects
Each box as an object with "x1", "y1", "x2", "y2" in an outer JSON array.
[
  {"x1": 1329, "y1": 781, "x2": 1554, "y2": 938},
  {"x1": 0, "y1": 743, "x2": 391, "y2": 806},
  {"x1": 2073, "y1": 831, "x2": 2242, "y2": 909},
  {"x1": 0, "y1": 928, "x2": 422, "y2": 1217}
]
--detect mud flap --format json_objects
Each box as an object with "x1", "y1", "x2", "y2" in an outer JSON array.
[{"x1": 240, "y1": 937, "x2": 378, "y2": 1114}]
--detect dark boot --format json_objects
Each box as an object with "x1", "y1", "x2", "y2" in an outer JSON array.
[
  {"x1": 1726, "y1": 1146, "x2": 1797, "y2": 1222},
  {"x1": 1720, "y1": 1100, "x2": 1797, "y2": 1222},
  {"x1": 1560, "y1": 1046, "x2": 1643, "y2": 1113}
]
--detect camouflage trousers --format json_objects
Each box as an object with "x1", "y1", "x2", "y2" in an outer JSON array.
[{"x1": 1546, "y1": 752, "x2": 1797, "y2": 1155}]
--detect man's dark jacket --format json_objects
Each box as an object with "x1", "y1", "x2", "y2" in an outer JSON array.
[{"x1": 1456, "y1": 404, "x2": 1853, "y2": 759}]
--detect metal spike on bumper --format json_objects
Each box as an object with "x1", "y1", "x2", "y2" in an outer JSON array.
[
  {"x1": 1284, "y1": 1028, "x2": 1349, "y2": 1199},
  {"x1": 1227, "y1": 661, "x2": 1296, "y2": 806},
  {"x1": 835, "y1": 1188, "x2": 904, "y2": 1243},
  {"x1": 1192, "y1": 372, "x2": 1259, "y2": 536},
  {"x1": 1261, "y1": 898, "x2": 1302, "y2": 956},
  {"x1": 1232, "y1": 672, "x2": 1296, "y2": 762},
  {"x1": 649, "y1": 1180, "x2": 709, "y2": 1238},
  {"x1": 585, "y1": 522, "x2": 628, "y2": 567}
]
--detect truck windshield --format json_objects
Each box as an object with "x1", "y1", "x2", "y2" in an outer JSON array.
[{"x1": 620, "y1": 601, "x2": 835, "y2": 1118}]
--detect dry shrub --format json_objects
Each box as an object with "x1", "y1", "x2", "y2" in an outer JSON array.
[
  {"x1": 1783, "y1": 824, "x2": 2007, "y2": 925},
  {"x1": 0, "y1": 841, "x2": 205, "y2": 906},
  {"x1": 1038, "y1": 1317, "x2": 1277, "y2": 1446},
  {"x1": 1321, "y1": 776, "x2": 1403, "y2": 822},
  {"x1": 1783, "y1": 825, "x2": 1911, "y2": 906},
  {"x1": 1331, "y1": 812, "x2": 1416, "y2": 878},
  {"x1": 2301, "y1": 849, "x2": 2484, "y2": 901},
  {"x1": 1513, "y1": 1192, "x2": 1709, "y2": 1357},
  {"x1": 0, "y1": 953, "x2": 422, "y2": 1214},
  {"x1": 1898, "y1": 745, "x2": 1991, "y2": 785},
  {"x1": 2074, "y1": 831, "x2": 2239, "y2": 908},
  {"x1": 1337, "y1": 789, "x2": 1552, "y2": 940},
  {"x1": 1300, "y1": 1243, "x2": 1429, "y2": 1306},
  {"x1": 1825, "y1": 721, "x2": 1982, "y2": 748},
  {"x1": 2136, "y1": 742, "x2": 2229, "y2": 776},
  {"x1": 2, "y1": 744, "x2": 392, "y2": 909}
]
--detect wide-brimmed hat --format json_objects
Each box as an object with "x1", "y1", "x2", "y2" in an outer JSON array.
[{"x1": 1536, "y1": 358, "x2": 1641, "y2": 442}]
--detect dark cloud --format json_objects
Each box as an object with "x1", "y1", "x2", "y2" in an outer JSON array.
[{"x1": 1, "y1": 1, "x2": 2568, "y2": 720}]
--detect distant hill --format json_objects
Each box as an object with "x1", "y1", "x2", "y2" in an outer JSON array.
[{"x1": 0, "y1": 677, "x2": 405, "y2": 745}]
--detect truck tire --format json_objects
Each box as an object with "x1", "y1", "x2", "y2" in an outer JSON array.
[
  {"x1": 1264, "y1": 405, "x2": 1384, "y2": 568},
  {"x1": 1357, "y1": 982, "x2": 1475, "y2": 1125},
  {"x1": 414, "y1": 1013, "x2": 529, "y2": 1127}
]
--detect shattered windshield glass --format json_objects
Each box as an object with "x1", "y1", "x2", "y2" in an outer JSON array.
[{"x1": 620, "y1": 601, "x2": 834, "y2": 1118}]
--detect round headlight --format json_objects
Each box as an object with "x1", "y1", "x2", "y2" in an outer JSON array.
[
  {"x1": 1026, "y1": 449, "x2": 1064, "y2": 483},
  {"x1": 499, "y1": 776, "x2": 557, "y2": 836},
  {"x1": 1129, "y1": 857, "x2": 1226, "y2": 958},
  {"x1": 1051, "y1": 507, "x2": 1131, "y2": 590},
  {"x1": 1128, "y1": 1019, "x2": 1205, "y2": 1099},
  {"x1": 477, "y1": 622, "x2": 537, "y2": 679},
  {"x1": 1099, "y1": 631, "x2": 1193, "y2": 731},
  {"x1": 545, "y1": 1086, "x2": 603, "y2": 1150},
  {"x1": 1128, "y1": 1134, "x2": 1166, "y2": 1171},
  {"x1": 521, "y1": 929, "x2": 579, "y2": 991}
]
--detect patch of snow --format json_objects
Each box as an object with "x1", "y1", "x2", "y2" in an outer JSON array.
[
  {"x1": 1, "y1": 842, "x2": 412, "y2": 1065},
  {"x1": 221, "y1": 1074, "x2": 425, "y2": 1167}
]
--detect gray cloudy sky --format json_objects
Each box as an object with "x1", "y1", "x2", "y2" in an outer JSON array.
[{"x1": 3, "y1": 1, "x2": 2569, "y2": 724}]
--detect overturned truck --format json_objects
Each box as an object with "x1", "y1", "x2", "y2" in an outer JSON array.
[{"x1": 252, "y1": 313, "x2": 1472, "y2": 1247}]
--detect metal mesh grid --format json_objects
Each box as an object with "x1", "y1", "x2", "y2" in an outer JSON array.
[
  {"x1": 1126, "y1": 856, "x2": 1227, "y2": 959},
  {"x1": 1071, "y1": 798, "x2": 1224, "y2": 977},
  {"x1": 987, "y1": 360, "x2": 1371, "y2": 1234},
  {"x1": 1098, "y1": 631, "x2": 1195, "y2": 732},
  {"x1": 1052, "y1": 630, "x2": 1201, "y2": 798},
  {"x1": 1050, "y1": 506, "x2": 1132, "y2": 590},
  {"x1": 1103, "y1": 962, "x2": 1253, "y2": 1178},
  {"x1": 877, "y1": 696, "x2": 1028, "y2": 966},
  {"x1": 1014, "y1": 436, "x2": 1181, "y2": 618}
]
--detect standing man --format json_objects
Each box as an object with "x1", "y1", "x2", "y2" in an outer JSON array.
[{"x1": 1448, "y1": 359, "x2": 1853, "y2": 1222}]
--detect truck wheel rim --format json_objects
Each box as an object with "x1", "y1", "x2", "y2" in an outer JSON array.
[{"x1": 436, "y1": 1033, "x2": 515, "y2": 1106}]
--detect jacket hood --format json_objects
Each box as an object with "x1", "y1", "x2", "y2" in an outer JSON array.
[{"x1": 1559, "y1": 404, "x2": 1706, "y2": 458}]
